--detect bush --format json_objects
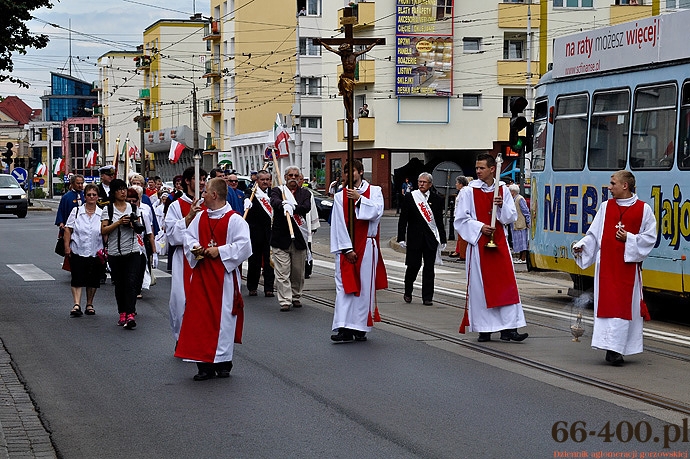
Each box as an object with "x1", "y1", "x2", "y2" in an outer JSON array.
[{"x1": 31, "y1": 188, "x2": 46, "y2": 199}]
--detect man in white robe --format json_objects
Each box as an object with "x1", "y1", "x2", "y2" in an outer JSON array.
[
  {"x1": 175, "y1": 178, "x2": 252, "y2": 380},
  {"x1": 454, "y1": 153, "x2": 528, "y2": 342},
  {"x1": 164, "y1": 166, "x2": 207, "y2": 340},
  {"x1": 330, "y1": 160, "x2": 387, "y2": 342},
  {"x1": 573, "y1": 170, "x2": 656, "y2": 365}
]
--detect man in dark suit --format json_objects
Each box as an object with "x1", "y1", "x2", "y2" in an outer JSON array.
[
  {"x1": 397, "y1": 172, "x2": 447, "y2": 306},
  {"x1": 270, "y1": 166, "x2": 312, "y2": 312},
  {"x1": 97, "y1": 165, "x2": 115, "y2": 208},
  {"x1": 245, "y1": 170, "x2": 275, "y2": 297}
]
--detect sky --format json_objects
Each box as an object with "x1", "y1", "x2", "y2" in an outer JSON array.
[{"x1": 1, "y1": 0, "x2": 211, "y2": 109}]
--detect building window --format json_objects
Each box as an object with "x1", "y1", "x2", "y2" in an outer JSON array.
[
  {"x1": 302, "y1": 116, "x2": 322, "y2": 128},
  {"x1": 666, "y1": 0, "x2": 690, "y2": 5},
  {"x1": 616, "y1": 0, "x2": 643, "y2": 4},
  {"x1": 299, "y1": 38, "x2": 322, "y2": 56},
  {"x1": 553, "y1": 0, "x2": 593, "y2": 7},
  {"x1": 300, "y1": 77, "x2": 321, "y2": 96},
  {"x1": 504, "y1": 39, "x2": 524, "y2": 60},
  {"x1": 297, "y1": 0, "x2": 321, "y2": 16},
  {"x1": 463, "y1": 94, "x2": 481, "y2": 109},
  {"x1": 463, "y1": 37, "x2": 481, "y2": 53},
  {"x1": 436, "y1": 0, "x2": 453, "y2": 20}
]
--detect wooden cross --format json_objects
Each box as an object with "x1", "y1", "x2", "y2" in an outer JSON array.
[{"x1": 314, "y1": 7, "x2": 385, "y2": 239}]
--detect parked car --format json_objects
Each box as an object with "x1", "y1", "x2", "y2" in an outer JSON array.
[
  {"x1": 0, "y1": 174, "x2": 28, "y2": 218},
  {"x1": 306, "y1": 187, "x2": 334, "y2": 221}
]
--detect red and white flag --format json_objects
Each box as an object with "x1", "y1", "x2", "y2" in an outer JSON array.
[
  {"x1": 168, "y1": 139, "x2": 186, "y2": 163},
  {"x1": 128, "y1": 145, "x2": 139, "y2": 161},
  {"x1": 85, "y1": 149, "x2": 98, "y2": 168},
  {"x1": 273, "y1": 114, "x2": 290, "y2": 158}
]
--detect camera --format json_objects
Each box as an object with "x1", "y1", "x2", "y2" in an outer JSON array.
[{"x1": 130, "y1": 213, "x2": 145, "y2": 234}]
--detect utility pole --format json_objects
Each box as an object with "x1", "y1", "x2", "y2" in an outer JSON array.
[
  {"x1": 294, "y1": 14, "x2": 303, "y2": 173},
  {"x1": 139, "y1": 104, "x2": 146, "y2": 178},
  {"x1": 521, "y1": 3, "x2": 533, "y2": 197}
]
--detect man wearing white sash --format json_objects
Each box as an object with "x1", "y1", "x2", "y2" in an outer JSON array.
[
  {"x1": 269, "y1": 166, "x2": 312, "y2": 312},
  {"x1": 245, "y1": 170, "x2": 275, "y2": 297},
  {"x1": 397, "y1": 172, "x2": 447, "y2": 306}
]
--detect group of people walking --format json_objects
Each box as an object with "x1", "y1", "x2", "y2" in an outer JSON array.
[{"x1": 57, "y1": 155, "x2": 656, "y2": 380}]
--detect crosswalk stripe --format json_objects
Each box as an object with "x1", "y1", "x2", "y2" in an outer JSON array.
[
  {"x1": 7, "y1": 264, "x2": 55, "y2": 281},
  {"x1": 152, "y1": 268, "x2": 171, "y2": 278}
]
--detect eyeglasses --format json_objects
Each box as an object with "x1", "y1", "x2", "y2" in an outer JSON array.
[
  {"x1": 286, "y1": 174, "x2": 300, "y2": 178},
  {"x1": 85, "y1": 193, "x2": 98, "y2": 197}
]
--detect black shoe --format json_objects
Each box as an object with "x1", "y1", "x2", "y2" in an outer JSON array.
[
  {"x1": 353, "y1": 331, "x2": 367, "y2": 342},
  {"x1": 193, "y1": 371, "x2": 215, "y2": 381},
  {"x1": 331, "y1": 329, "x2": 354, "y2": 343},
  {"x1": 215, "y1": 362, "x2": 233, "y2": 378},
  {"x1": 265, "y1": 291, "x2": 275, "y2": 297},
  {"x1": 403, "y1": 294, "x2": 412, "y2": 303},
  {"x1": 423, "y1": 300, "x2": 433, "y2": 306},
  {"x1": 248, "y1": 290, "x2": 258, "y2": 296},
  {"x1": 477, "y1": 333, "x2": 491, "y2": 342},
  {"x1": 500, "y1": 330, "x2": 528, "y2": 341},
  {"x1": 605, "y1": 350, "x2": 624, "y2": 366},
  {"x1": 292, "y1": 300, "x2": 302, "y2": 308}
]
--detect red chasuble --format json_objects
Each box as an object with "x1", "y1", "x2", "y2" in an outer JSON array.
[
  {"x1": 175, "y1": 210, "x2": 244, "y2": 363},
  {"x1": 339, "y1": 186, "x2": 387, "y2": 324},
  {"x1": 597, "y1": 200, "x2": 644, "y2": 320},
  {"x1": 472, "y1": 186, "x2": 520, "y2": 308}
]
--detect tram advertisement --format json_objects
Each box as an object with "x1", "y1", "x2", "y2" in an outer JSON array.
[{"x1": 395, "y1": 0, "x2": 453, "y2": 97}]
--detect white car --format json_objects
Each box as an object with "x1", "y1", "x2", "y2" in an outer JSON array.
[{"x1": 0, "y1": 174, "x2": 28, "y2": 218}]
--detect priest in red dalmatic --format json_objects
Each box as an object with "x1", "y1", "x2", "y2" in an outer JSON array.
[
  {"x1": 175, "y1": 178, "x2": 252, "y2": 381},
  {"x1": 573, "y1": 170, "x2": 656, "y2": 366},
  {"x1": 330, "y1": 159, "x2": 387, "y2": 343}
]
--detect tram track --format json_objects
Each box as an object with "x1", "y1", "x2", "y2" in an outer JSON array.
[{"x1": 304, "y1": 260, "x2": 690, "y2": 415}]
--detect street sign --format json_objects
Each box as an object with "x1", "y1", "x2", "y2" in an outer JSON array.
[{"x1": 11, "y1": 167, "x2": 27, "y2": 184}]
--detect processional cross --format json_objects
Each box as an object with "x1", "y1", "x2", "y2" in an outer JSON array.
[{"x1": 314, "y1": 7, "x2": 385, "y2": 238}]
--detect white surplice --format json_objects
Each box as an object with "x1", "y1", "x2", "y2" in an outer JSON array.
[
  {"x1": 454, "y1": 179, "x2": 526, "y2": 332},
  {"x1": 164, "y1": 194, "x2": 194, "y2": 339},
  {"x1": 330, "y1": 181, "x2": 384, "y2": 332},
  {"x1": 573, "y1": 195, "x2": 656, "y2": 355}
]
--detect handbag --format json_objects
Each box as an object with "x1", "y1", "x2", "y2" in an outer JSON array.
[
  {"x1": 96, "y1": 248, "x2": 108, "y2": 265},
  {"x1": 55, "y1": 227, "x2": 66, "y2": 257}
]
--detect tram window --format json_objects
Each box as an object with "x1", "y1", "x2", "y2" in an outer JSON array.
[
  {"x1": 630, "y1": 83, "x2": 677, "y2": 170},
  {"x1": 678, "y1": 81, "x2": 690, "y2": 169},
  {"x1": 553, "y1": 94, "x2": 588, "y2": 171},
  {"x1": 531, "y1": 99, "x2": 548, "y2": 171},
  {"x1": 588, "y1": 89, "x2": 630, "y2": 170}
]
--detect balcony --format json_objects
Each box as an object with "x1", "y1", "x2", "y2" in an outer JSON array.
[
  {"x1": 92, "y1": 105, "x2": 103, "y2": 116},
  {"x1": 610, "y1": 4, "x2": 652, "y2": 25},
  {"x1": 497, "y1": 60, "x2": 539, "y2": 85},
  {"x1": 338, "y1": 2, "x2": 375, "y2": 29},
  {"x1": 204, "y1": 136, "x2": 221, "y2": 154},
  {"x1": 203, "y1": 99, "x2": 221, "y2": 116},
  {"x1": 138, "y1": 88, "x2": 151, "y2": 100},
  {"x1": 135, "y1": 55, "x2": 152, "y2": 69},
  {"x1": 337, "y1": 59, "x2": 375, "y2": 85},
  {"x1": 203, "y1": 58, "x2": 221, "y2": 78},
  {"x1": 203, "y1": 20, "x2": 221, "y2": 40},
  {"x1": 497, "y1": 3, "x2": 541, "y2": 29},
  {"x1": 337, "y1": 117, "x2": 375, "y2": 142},
  {"x1": 91, "y1": 81, "x2": 101, "y2": 92}
]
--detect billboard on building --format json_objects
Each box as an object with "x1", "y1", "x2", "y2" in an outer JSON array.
[{"x1": 396, "y1": 0, "x2": 453, "y2": 97}]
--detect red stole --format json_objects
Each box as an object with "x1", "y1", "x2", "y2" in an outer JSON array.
[
  {"x1": 597, "y1": 200, "x2": 644, "y2": 320},
  {"x1": 178, "y1": 199, "x2": 204, "y2": 299},
  {"x1": 472, "y1": 187, "x2": 520, "y2": 308},
  {"x1": 340, "y1": 186, "x2": 387, "y2": 325},
  {"x1": 175, "y1": 210, "x2": 243, "y2": 363}
]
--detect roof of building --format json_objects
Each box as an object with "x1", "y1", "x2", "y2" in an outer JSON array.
[{"x1": 0, "y1": 96, "x2": 40, "y2": 125}]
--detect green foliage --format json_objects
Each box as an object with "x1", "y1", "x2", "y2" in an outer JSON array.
[
  {"x1": 31, "y1": 187, "x2": 45, "y2": 199},
  {"x1": 0, "y1": 0, "x2": 54, "y2": 88}
]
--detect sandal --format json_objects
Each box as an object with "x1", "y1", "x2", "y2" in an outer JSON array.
[
  {"x1": 70, "y1": 304, "x2": 83, "y2": 317},
  {"x1": 85, "y1": 305, "x2": 96, "y2": 315},
  {"x1": 280, "y1": 305, "x2": 290, "y2": 312}
]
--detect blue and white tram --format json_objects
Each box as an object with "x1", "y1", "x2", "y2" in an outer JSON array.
[{"x1": 530, "y1": 10, "x2": 690, "y2": 297}]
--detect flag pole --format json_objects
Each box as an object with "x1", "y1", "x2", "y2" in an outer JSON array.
[
  {"x1": 271, "y1": 149, "x2": 295, "y2": 239},
  {"x1": 243, "y1": 161, "x2": 269, "y2": 219}
]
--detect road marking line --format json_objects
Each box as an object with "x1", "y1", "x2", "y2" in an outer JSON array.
[
  {"x1": 152, "y1": 268, "x2": 171, "y2": 278},
  {"x1": 7, "y1": 264, "x2": 54, "y2": 281},
  {"x1": 313, "y1": 258, "x2": 456, "y2": 275}
]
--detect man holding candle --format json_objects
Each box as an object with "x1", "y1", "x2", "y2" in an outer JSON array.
[{"x1": 454, "y1": 153, "x2": 528, "y2": 343}]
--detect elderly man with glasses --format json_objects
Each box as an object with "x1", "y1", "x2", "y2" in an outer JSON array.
[
  {"x1": 225, "y1": 173, "x2": 245, "y2": 214},
  {"x1": 397, "y1": 172, "x2": 447, "y2": 306},
  {"x1": 269, "y1": 166, "x2": 312, "y2": 312}
]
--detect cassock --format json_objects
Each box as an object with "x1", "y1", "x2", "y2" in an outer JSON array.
[
  {"x1": 330, "y1": 181, "x2": 387, "y2": 332},
  {"x1": 454, "y1": 179, "x2": 526, "y2": 333},
  {"x1": 164, "y1": 194, "x2": 195, "y2": 339},
  {"x1": 573, "y1": 195, "x2": 656, "y2": 355},
  {"x1": 175, "y1": 204, "x2": 252, "y2": 363}
]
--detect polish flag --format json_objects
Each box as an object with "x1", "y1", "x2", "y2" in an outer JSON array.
[
  {"x1": 85, "y1": 149, "x2": 98, "y2": 168},
  {"x1": 128, "y1": 145, "x2": 139, "y2": 160},
  {"x1": 53, "y1": 158, "x2": 65, "y2": 175},
  {"x1": 273, "y1": 114, "x2": 290, "y2": 158},
  {"x1": 168, "y1": 139, "x2": 186, "y2": 163}
]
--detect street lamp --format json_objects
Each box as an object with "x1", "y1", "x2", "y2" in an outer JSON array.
[
  {"x1": 119, "y1": 97, "x2": 148, "y2": 178},
  {"x1": 168, "y1": 74, "x2": 200, "y2": 200}
]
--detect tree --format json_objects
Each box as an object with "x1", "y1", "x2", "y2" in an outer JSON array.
[{"x1": 0, "y1": 0, "x2": 54, "y2": 88}]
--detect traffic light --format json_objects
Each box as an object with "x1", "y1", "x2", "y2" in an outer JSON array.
[
  {"x1": 509, "y1": 97, "x2": 528, "y2": 155},
  {"x1": 2, "y1": 142, "x2": 13, "y2": 165}
]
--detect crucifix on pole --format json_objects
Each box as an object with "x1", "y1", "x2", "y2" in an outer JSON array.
[{"x1": 314, "y1": 7, "x2": 385, "y2": 239}]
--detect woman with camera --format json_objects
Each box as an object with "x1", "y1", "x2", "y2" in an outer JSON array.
[
  {"x1": 126, "y1": 186, "x2": 156, "y2": 299},
  {"x1": 64, "y1": 184, "x2": 104, "y2": 317},
  {"x1": 101, "y1": 179, "x2": 145, "y2": 329}
]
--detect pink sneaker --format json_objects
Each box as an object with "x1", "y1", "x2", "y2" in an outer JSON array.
[
  {"x1": 123, "y1": 313, "x2": 137, "y2": 330},
  {"x1": 117, "y1": 312, "x2": 127, "y2": 326}
]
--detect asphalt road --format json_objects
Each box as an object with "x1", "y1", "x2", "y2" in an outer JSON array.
[{"x1": 0, "y1": 212, "x2": 686, "y2": 458}]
